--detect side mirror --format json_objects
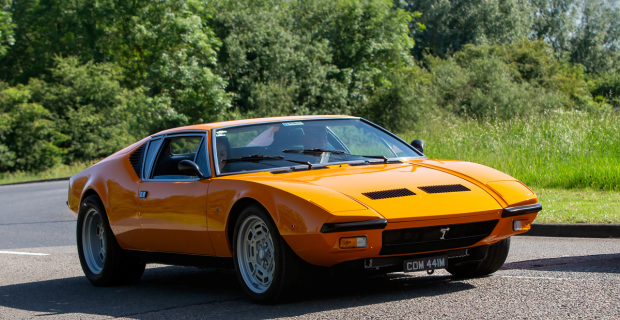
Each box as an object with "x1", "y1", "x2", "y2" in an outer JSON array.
[
  {"x1": 411, "y1": 139, "x2": 425, "y2": 154},
  {"x1": 178, "y1": 160, "x2": 205, "y2": 180}
]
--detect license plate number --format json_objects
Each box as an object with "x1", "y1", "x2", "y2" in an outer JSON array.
[{"x1": 403, "y1": 256, "x2": 448, "y2": 272}]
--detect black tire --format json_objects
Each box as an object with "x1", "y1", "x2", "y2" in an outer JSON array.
[
  {"x1": 232, "y1": 204, "x2": 309, "y2": 304},
  {"x1": 77, "y1": 195, "x2": 146, "y2": 286},
  {"x1": 446, "y1": 237, "x2": 510, "y2": 278}
]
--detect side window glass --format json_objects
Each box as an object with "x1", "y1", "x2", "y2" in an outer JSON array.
[
  {"x1": 194, "y1": 136, "x2": 211, "y2": 177},
  {"x1": 151, "y1": 136, "x2": 203, "y2": 180},
  {"x1": 143, "y1": 138, "x2": 163, "y2": 179}
]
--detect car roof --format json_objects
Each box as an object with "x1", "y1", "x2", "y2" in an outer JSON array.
[{"x1": 154, "y1": 115, "x2": 359, "y2": 135}]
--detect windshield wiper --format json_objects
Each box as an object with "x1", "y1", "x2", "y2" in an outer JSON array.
[
  {"x1": 225, "y1": 154, "x2": 285, "y2": 163},
  {"x1": 357, "y1": 155, "x2": 389, "y2": 163},
  {"x1": 282, "y1": 148, "x2": 348, "y2": 155},
  {"x1": 225, "y1": 154, "x2": 318, "y2": 170}
]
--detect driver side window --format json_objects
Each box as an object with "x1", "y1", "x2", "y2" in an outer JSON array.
[{"x1": 150, "y1": 135, "x2": 205, "y2": 180}]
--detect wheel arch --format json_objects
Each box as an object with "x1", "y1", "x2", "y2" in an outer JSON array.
[{"x1": 226, "y1": 197, "x2": 268, "y2": 254}]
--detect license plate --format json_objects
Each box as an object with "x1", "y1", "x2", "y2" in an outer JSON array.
[{"x1": 403, "y1": 255, "x2": 448, "y2": 272}]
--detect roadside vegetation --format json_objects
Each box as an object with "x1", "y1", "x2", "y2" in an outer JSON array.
[
  {"x1": 405, "y1": 111, "x2": 620, "y2": 191},
  {"x1": 0, "y1": 160, "x2": 97, "y2": 185},
  {"x1": 402, "y1": 111, "x2": 620, "y2": 223},
  {"x1": 534, "y1": 188, "x2": 620, "y2": 223},
  {"x1": 1, "y1": 0, "x2": 619, "y2": 222}
]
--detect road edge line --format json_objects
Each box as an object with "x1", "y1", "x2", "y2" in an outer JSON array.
[{"x1": 0, "y1": 177, "x2": 70, "y2": 187}]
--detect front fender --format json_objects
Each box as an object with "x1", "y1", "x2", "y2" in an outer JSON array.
[{"x1": 206, "y1": 178, "x2": 383, "y2": 259}]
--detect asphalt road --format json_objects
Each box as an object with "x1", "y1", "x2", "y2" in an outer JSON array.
[{"x1": 0, "y1": 181, "x2": 619, "y2": 319}]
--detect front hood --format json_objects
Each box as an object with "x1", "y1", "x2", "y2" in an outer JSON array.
[{"x1": 267, "y1": 162, "x2": 503, "y2": 222}]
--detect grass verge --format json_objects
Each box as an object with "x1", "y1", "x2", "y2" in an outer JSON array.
[
  {"x1": 401, "y1": 110, "x2": 620, "y2": 190},
  {"x1": 534, "y1": 188, "x2": 620, "y2": 223},
  {"x1": 0, "y1": 161, "x2": 98, "y2": 185}
]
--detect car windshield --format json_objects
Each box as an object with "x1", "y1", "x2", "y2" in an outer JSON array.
[{"x1": 213, "y1": 119, "x2": 421, "y2": 174}]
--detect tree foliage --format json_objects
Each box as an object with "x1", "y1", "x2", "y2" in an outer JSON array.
[
  {"x1": 400, "y1": 0, "x2": 533, "y2": 58},
  {"x1": 0, "y1": 0, "x2": 618, "y2": 174}
]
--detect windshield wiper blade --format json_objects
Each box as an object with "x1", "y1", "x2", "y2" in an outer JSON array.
[
  {"x1": 282, "y1": 148, "x2": 348, "y2": 155},
  {"x1": 225, "y1": 154, "x2": 318, "y2": 170},
  {"x1": 357, "y1": 155, "x2": 389, "y2": 163},
  {"x1": 225, "y1": 154, "x2": 285, "y2": 163}
]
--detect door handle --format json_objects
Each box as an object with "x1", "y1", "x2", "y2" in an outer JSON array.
[{"x1": 139, "y1": 191, "x2": 148, "y2": 198}]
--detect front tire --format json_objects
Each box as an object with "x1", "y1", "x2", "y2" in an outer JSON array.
[
  {"x1": 232, "y1": 204, "x2": 307, "y2": 303},
  {"x1": 446, "y1": 237, "x2": 510, "y2": 278},
  {"x1": 77, "y1": 195, "x2": 145, "y2": 286}
]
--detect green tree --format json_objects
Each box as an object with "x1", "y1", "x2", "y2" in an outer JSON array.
[
  {"x1": 0, "y1": 84, "x2": 62, "y2": 172},
  {"x1": 569, "y1": 0, "x2": 620, "y2": 73},
  {"x1": 530, "y1": 0, "x2": 578, "y2": 55},
  {"x1": 0, "y1": 0, "x2": 14, "y2": 59},
  {"x1": 0, "y1": 0, "x2": 230, "y2": 124},
  {"x1": 211, "y1": 0, "x2": 423, "y2": 131},
  {"x1": 400, "y1": 0, "x2": 533, "y2": 57},
  {"x1": 427, "y1": 41, "x2": 598, "y2": 119}
]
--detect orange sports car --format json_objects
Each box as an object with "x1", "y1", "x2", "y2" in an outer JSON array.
[{"x1": 67, "y1": 115, "x2": 541, "y2": 303}]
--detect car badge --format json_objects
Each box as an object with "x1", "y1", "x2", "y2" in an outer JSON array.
[{"x1": 439, "y1": 227, "x2": 450, "y2": 240}]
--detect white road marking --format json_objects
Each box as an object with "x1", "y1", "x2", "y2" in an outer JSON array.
[
  {"x1": 501, "y1": 275, "x2": 570, "y2": 280},
  {"x1": 0, "y1": 250, "x2": 49, "y2": 256}
]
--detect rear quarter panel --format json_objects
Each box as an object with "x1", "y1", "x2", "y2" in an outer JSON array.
[{"x1": 68, "y1": 138, "x2": 148, "y2": 249}]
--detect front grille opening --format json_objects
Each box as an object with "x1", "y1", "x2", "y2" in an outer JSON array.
[
  {"x1": 380, "y1": 220, "x2": 498, "y2": 255},
  {"x1": 129, "y1": 143, "x2": 146, "y2": 178},
  {"x1": 418, "y1": 184, "x2": 471, "y2": 194},
  {"x1": 362, "y1": 188, "x2": 416, "y2": 200}
]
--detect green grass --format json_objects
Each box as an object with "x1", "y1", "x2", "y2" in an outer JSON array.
[
  {"x1": 535, "y1": 188, "x2": 620, "y2": 223},
  {"x1": 402, "y1": 110, "x2": 620, "y2": 190},
  {"x1": 400, "y1": 110, "x2": 620, "y2": 223},
  {"x1": 0, "y1": 160, "x2": 98, "y2": 185}
]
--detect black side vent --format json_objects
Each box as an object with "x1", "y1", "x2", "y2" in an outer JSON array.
[
  {"x1": 129, "y1": 143, "x2": 146, "y2": 178},
  {"x1": 362, "y1": 188, "x2": 416, "y2": 200},
  {"x1": 418, "y1": 184, "x2": 470, "y2": 194}
]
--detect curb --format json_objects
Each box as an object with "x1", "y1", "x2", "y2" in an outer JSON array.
[
  {"x1": 518, "y1": 223, "x2": 620, "y2": 238},
  {"x1": 0, "y1": 177, "x2": 70, "y2": 187}
]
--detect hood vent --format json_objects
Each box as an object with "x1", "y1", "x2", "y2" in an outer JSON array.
[
  {"x1": 362, "y1": 188, "x2": 416, "y2": 200},
  {"x1": 418, "y1": 184, "x2": 470, "y2": 194},
  {"x1": 129, "y1": 143, "x2": 146, "y2": 178}
]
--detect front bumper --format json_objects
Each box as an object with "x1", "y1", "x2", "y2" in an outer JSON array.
[
  {"x1": 331, "y1": 245, "x2": 490, "y2": 275},
  {"x1": 284, "y1": 207, "x2": 539, "y2": 268}
]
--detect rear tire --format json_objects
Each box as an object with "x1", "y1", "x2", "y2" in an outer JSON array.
[
  {"x1": 446, "y1": 237, "x2": 510, "y2": 278},
  {"x1": 77, "y1": 195, "x2": 146, "y2": 286},
  {"x1": 232, "y1": 204, "x2": 308, "y2": 304}
]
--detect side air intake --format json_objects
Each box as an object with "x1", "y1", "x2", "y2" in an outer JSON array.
[
  {"x1": 362, "y1": 188, "x2": 416, "y2": 200},
  {"x1": 128, "y1": 143, "x2": 146, "y2": 178},
  {"x1": 418, "y1": 184, "x2": 470, "y2": 194}
]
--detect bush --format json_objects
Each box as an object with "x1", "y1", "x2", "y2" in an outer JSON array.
[
  {"x1": 426, "y1": 40, "x2": 602, "y2": 119},
  {"x1": 0, "y1": 57, "x2": 185, "y2": 173}
]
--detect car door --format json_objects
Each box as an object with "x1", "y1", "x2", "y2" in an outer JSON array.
[{"x1": 137, "y1": 132, "x2": 215, "y2": 255}]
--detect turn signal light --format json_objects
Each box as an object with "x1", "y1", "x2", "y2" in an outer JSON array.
[
  {"x1": 339, "y1": 236, "x2": 367, "y2": 249},
  {"x1": 513, "y1": 219, "x2": 531, "y2": 232}
]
